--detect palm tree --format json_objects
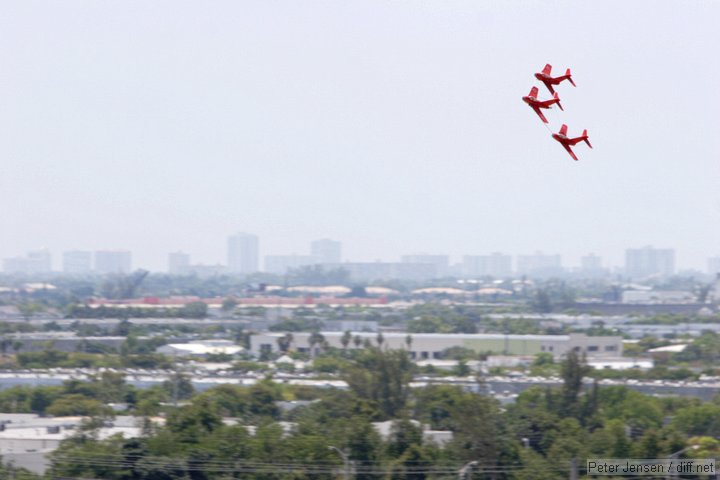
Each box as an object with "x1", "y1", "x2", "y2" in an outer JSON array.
[
  {"x1": 308, "y1": 332, "x2": 325, "y2": 358},
  {"x1": 276, "y1": 333, "x2": 294, "y2": 353},
  {"x1": 285, "y1": 333, "x2": 294, "y2": 351},
  {"x1": 0, "y1": 338, "x2": 11, "y2": 358},
  {"x1": 341, "y1": 330, "x2": 352, "y2": 351}
]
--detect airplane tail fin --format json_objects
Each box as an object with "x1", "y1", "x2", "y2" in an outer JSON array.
[
  {"x1": 554, "y1": 92, "x2": 564, "y2": 111},
  {"x1": 583, "y1": 130, "x2": 592, "y2": 148},
  {"x1": 566, "y1": 68, "x2": 576, "y2": 87}
]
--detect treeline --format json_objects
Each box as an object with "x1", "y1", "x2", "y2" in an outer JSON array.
[
  {"x1": 8, "y1": 348, "x2": 713, "y2": 479},
  {"x1": 5, "y1": 335, "x2": 172, "y2": 369},
  {"x1": 66, "y1": 301, "x2": 208, "y2": 319}
]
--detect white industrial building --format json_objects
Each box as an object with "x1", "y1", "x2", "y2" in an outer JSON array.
[
  {"x1": 0, "y1": 415, "x2": 142, "y2": 474},
  {"x1": 249, "y1": 332, "x2": 622, "y2": 360}
]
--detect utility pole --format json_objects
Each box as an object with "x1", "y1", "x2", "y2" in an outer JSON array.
[
  {"x1": 458, "y1": 461, "x2": 478, "y2": 480},
  {"x1": 503, "y1": 319, "x2": 509, "y2": 355},
  {"x1": 328, "y1": 446, "x2": 350, "y2": 480},
  {"x1": 569, "y1": 458, "x2": 578, "y2": 480}
]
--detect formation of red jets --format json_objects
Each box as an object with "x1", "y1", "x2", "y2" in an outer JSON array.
[{"x1": 523, "y1": 64, "x2": 592, "y2": 161}]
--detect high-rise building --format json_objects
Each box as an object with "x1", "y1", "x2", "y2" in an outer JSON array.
[
  {"x1": 95, "y1": 250, "x2": 132, "y2": 274},
  {"x1": 3, "y1": 249, "x2": 52, "y2": 274},
  {"x1": 517, "y1": 252, "x2": 563, "y2": 277},
  {"x1": 708, "y1": 256, "x2": 720, "y2": 276},
  {"x1": 63, "y1": 251, "x2": 92, "y2": 274},
  {"x1": 625, "y1": 246, "x2": 675, "y2": 278},
  {"x1": 581, "y1": 253, "x2": 603, "y2": 270},
  {"x1": 311, "y1": 239, "x2": 342, "y2": 264},
  {"x1": 461, "y1": 253, "x2": 512, "y2": 278},
  {"x1": 3, "y1": 257, "x2": 31, "y2": 274},
  {"x1": 227, "y1": 233, "x2": 259, "y2": 274},
  {"x1": 577, "y1": 253, "x2": 608, "y2": 277},
  {"x1": 168, "y1": 251, "x2": 191, "y2": 275},
  {"x1": 27, "y1": 249, "x2": 52, "y2": 273},
  {"x1": 401, "y1": 254, "x2": 450, "y2": 277}
]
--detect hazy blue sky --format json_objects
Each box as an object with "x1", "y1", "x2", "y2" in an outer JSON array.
[{"x1": 2, "y1": 0, "x2": 719, "y2": 271}]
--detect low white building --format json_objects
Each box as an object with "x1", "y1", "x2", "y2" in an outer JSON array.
[
  {"x1": 587, "y1": 358, "x2": 654, "y2": 370},
  {"x1": 157, "y1": 340, "x2": 244, "y2": 358},
  {"x1": 372, "y1": 420, "x2": 453, "y2": 446},
  {"x1": 647, "y1": 344, "x2": 688, "y2": 354},
  {"x1": 622, "y1": 290, "x2": 695, "y2": 304},
  {"x1": 0, "y1": 415, "x2": 144, "y2": 474},
  {"x1": 249, "y1": 332, "x2": 623, "y2": 360},
  {"x1": 483, "y1": 355, "x2": 535, "y2": 368},
  {"x1": 415, "y1": 359, "x2": 482, "y2": 372}
]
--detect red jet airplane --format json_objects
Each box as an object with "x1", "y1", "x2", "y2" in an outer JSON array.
[
  {"x1": 535, "y1": 64, "x2": 575, "y2": 94},
  {"x1": 522, "y1": 86, "x2": 563, "y2": 123},
  {"x1": 552, "y1": 124, "x2": 592, "y2": 161}
]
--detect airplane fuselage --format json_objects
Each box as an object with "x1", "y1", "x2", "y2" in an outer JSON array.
[
  {"x1": 535, "y1": 73, "x2": 555, "y2": 84},
  {"x1": 523, "y1": 95, "x2": 555, "y2": 108},
  {"x1": 535, "y1": 72, "x2": 566, "y2": 85}
]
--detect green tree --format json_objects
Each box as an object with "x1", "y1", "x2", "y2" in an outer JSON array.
[
  {"x1": 308, "y1": 331, "x2": 325, "y2": 358},
  {"x1": 276, "y1": 332, "x2": 294, "y2": 353},
  {"x1": 387, "y1": 443, "x2": 433, "y2": 480},
  {"x1": 46, "y1": 394, "x2": 112, "y2": 417},
  {"x1": 631, "y1": 429, "x2": 663, "y2": 458},
  {"x1": 597, "y1": 386, "x2": 663, "y2": 431},
  {"x1": 341, "y1": 330, "x2": 352, "y2": 351},
  {"x1": 560, "y1": 350, "x2": 590, "y2": 416},
  {"x1": 18, "y1": 301, "x2": 45, "y2": 321},
  {"x1": 165, "y1": 398, "x2": 223, "y2": 446},
  {"x1": 49, "y1": 432, "x2": 126, "y2": 480},
  {"x1": 346, "y1": 420, "x2": 383, "y2": 480},
  {"x1": 342, "y1": 347, "x2": 414, "y2": 420},
  {"x1": 533, "y1": 289, "x2": 553, "y2": 313},
  {"x1": 671, "y1": 403, "x2": 720, "y2": 437},
  {"x1": 405, "y1": 334, "x2": 413, "y2": 351},
  {"x1": 179, "y1": 301, "x2": 208, "y2": 319},
  {"x1": 162, "y1": 372, "x2": 195, "y2": 404},
  {"x1": 221, "y1": 297, "x2": 238, "y2": 312},
  {"x1": 446, "y1": 390, "x2": 504, "y2": 466}
]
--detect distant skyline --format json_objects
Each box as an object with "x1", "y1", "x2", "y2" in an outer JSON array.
[
  {"x1": 2, "y1": 1, "x2": 719, "y2": 272},
  {"x1": 2, "y1": 240, "x2": 718, "y2": 275}
]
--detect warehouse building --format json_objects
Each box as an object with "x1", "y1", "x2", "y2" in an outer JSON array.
[{"x1": 249, "y1": 331, "x2": 622, "y2": 360}]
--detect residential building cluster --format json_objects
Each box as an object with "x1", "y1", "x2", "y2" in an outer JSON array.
[{"x1": 3, "y1": 249, "x2": 132, "y2": 275}]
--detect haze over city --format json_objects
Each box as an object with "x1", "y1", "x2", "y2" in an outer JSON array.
[
  {"x1": 2, "y1": 1, "x2": 719, "y2": 271},
  {"x1": 3, "y1": 3, "x2": 720, "y2": 478}
]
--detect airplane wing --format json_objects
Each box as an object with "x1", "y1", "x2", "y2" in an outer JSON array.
[
  {"x1": 532, "y1": 106, "x2": 548, "y2": 123},
  {"x1": 542, "y1": 64, "x2": 552, "y2": 75},
  {"x1": 561, "y1": 143, "x2": 578, "y2": 161},
  {"x1": 542, "y1": 80, "x2": 555, "y2": 95}
]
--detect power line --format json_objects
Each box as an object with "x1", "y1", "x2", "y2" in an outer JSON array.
[{"x1": 50, "y1": 452, "x2": 573, "y2": 476}]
